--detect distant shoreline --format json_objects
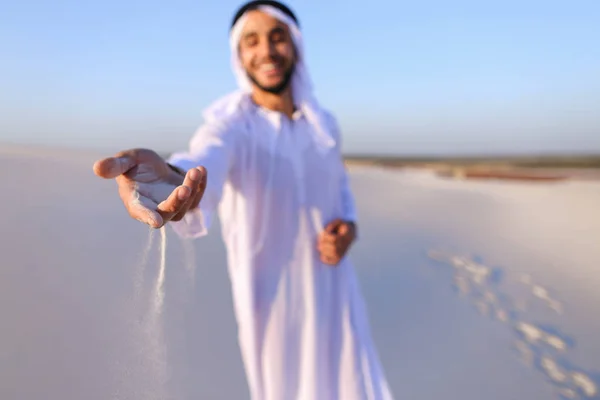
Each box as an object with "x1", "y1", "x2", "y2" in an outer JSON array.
[
  {"x1": 342, "y1": 154, "x2": 600, "y2": 169},
  {"x1": 343, "y1": 154, "x2": 600, "y2": 182},
  {"x1": 2, "y1": 141, "x2": 598, "y2": 167}
]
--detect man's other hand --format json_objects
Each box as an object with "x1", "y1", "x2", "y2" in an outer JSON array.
[{"x1": 317, "y1": 218, "x2": 357, "y2": 266}]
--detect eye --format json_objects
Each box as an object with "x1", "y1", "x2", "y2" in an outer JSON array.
[
  {"x1": 270, "y1": 28, "x2": 286, "y2": 43},
  {"x1": 243, "y1": 33, "x2": 258, "y2": 47}
]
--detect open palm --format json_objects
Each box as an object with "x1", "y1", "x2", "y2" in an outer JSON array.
[{"x1": 93, "y1": 148, "x2": 207, "y2": 228}]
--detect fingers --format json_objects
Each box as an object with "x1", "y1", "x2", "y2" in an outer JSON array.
[
  {"x1": 193, "y1": 166, "x2": 208, "y2": 208},
  {"x1": 171, "y1": 181, "x2": 203, "y2": 222},
  {"x1": 157, "y1": 167, "x2": 206, "y2": 224},
  {"x1": 122, "y1": 184, "x2": 164, "y2": 228},
  {"x1": 93, "y1": 148, "x2": 158, "y2": 179},
  {"x1": 116, "y1": 175, "x2": 165, "y2": 228},
  {"x1": 99, "y1": 149, "x2": 207, "y2": 228},
  {"x1": 188, "y1": 183, "x2": 205, "y2": 210},
  {"x1": 317, "y1": 236, "x2": 341, "y2": 265},
  {"x1": 170, "y1": 168, "x2": 206, "y2": 221},
  {"x1": 317, "y1": 222, "x2": 355, "y2": 266},
  {"x1": 317, "y1": 239, "x2": 345, "y2": 255},
  {"x1": 320, "y1": 219, "x2": 343, "y2": 244},
  {"x1": 93, "y1": 155, "x2": 137, "y2": 179},
  {"x1": 133, "y1": 196, "x2": 164, "y2": 228},
  {"x1": 324, "y1": 218, "x2": 343, "y2": 234},
  {"x1": 182, "y1": 167, "x2": 205, "y2": 195},
  {"x1": 319, "y1": 232, "x2": 337, "y2": 244},
  {"x1": 317, "y1": 227, "x2": 339, "y2": 256},
  {"x1": 336, "y1": 223, "x2": 350, "y2": 235},
  {"x1": 157, "y1": 185, "x2": 191, "y2": 215},
  {"x1": 318, "y1": 246, "x2": 338, "y2": 260}
]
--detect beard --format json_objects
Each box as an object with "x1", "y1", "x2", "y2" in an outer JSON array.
[{"x1": 246, "y1": 63, "x2": 295, "y2": 94}]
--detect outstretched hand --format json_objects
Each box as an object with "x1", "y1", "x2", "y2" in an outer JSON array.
[
  {"x1": 93, "y1": 148, "x2": 207, "y2": 229},
  {"x1": 317, "y1": 218, "x2": 357, "y2": 266}
]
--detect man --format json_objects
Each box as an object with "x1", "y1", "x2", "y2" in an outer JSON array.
[{"x1": 93, "y1": 1, "x2": 393, "y2": 399}]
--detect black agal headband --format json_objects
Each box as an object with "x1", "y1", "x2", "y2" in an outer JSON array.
[{"x1": 230, "y1": 0, "x2": 300, "y2": 30}]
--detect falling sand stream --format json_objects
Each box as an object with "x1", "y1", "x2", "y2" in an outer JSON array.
[{"x1": 114, "y1": 226, "x2": 197, "y2": 400}]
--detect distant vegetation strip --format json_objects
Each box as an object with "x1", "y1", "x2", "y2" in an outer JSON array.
[{"x1": 342, "y1": 154, "x2": 600, "y2": 169}]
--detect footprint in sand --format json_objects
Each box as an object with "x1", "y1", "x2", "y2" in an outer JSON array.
[
  {"x1": 571, "y1": 372, "x2": 598, "y2": 397},
  {"x1": 439, "y1": 254, "x2": 505, "y2": 319},
  {"x1": 519, "y1": 274, "x2": 564, "y2": 314},
  {"x1": 541, "y1": 356, "x2": 569, "y2": 383},
  {"x1": 427, "y1": 250, "x2": 598, "y2": 399},
  {"x1": 514, "y1": 322, "x2": 569, "y2": 352}
]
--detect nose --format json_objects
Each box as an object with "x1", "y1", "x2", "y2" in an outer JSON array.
[{"x1": 257, "y1": 38, "x2": 277, "y2": 60}]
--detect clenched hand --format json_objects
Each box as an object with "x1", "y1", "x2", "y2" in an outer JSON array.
[
  {"x1": 93, "y1": 148, "x2": 207, "y2": 228},
  {"x1": 317, "y1": 218, "x2": 357, "y2": 266}
]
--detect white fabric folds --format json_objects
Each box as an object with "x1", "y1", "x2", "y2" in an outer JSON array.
[{"x1": 166, "y1": 4, "x2": 393, "y2": 400}]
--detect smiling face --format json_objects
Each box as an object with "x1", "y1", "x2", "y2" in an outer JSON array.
[{"x1": 238, "y1": 10, "x2": 297, "y2": 94}]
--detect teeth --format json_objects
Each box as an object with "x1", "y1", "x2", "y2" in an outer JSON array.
[{"x1": 261, "y1": 63, "x2": 277, "y2": 72}]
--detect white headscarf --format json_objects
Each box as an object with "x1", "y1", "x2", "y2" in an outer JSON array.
[{"x1": 202, "y1": 4, "x2": 336, "y2": 154}]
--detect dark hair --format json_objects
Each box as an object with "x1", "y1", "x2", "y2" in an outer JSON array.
[{"x1": 230, "y1": 0, "x2": 300, "y2": 30}]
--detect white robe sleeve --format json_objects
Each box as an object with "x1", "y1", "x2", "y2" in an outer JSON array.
[
  {"x1": 325, "y1": 112, "x2": 358, "y2": 224},
  {"x1": 165, "y1": 121, "x2": 236, "y2": 239}
]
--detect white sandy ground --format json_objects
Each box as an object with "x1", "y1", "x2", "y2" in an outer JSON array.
[{"x1": 0, "y1": 144, "x2": 599, "y2": 400}]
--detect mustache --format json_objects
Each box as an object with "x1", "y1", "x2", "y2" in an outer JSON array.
[{"x1": 255, "y1": 55, "x2": 284, "y2": 65}]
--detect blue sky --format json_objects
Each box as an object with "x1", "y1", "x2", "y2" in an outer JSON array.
[{"x1": 1, "y1": 0, "x2": 599, "y2": 155}]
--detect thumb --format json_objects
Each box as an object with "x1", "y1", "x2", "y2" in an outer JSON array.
[
  {"x1": 337, "y1": 222, "x2": 349, "y2": 235},
  {"x1": 324, "y1": 218, "x2": 343, "y2": 234},
  {"x1": 93, "y1": 156, "x2": 136, "y2": 179}
]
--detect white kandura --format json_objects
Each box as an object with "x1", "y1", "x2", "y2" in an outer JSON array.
[
  {"x1": 165, "y1": 4, "x2": 393, "y2": 399},
  {"x1": 167, "y1": 98, "x2": 393, "y2": 399}
]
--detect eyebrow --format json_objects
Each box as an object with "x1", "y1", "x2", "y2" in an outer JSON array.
[
  {"x1": 242, "y1": 31, "x2": 258, "y2": 40},
  {"x1": 242, "y1": 24, "x2": 287, "y2": 39}
]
